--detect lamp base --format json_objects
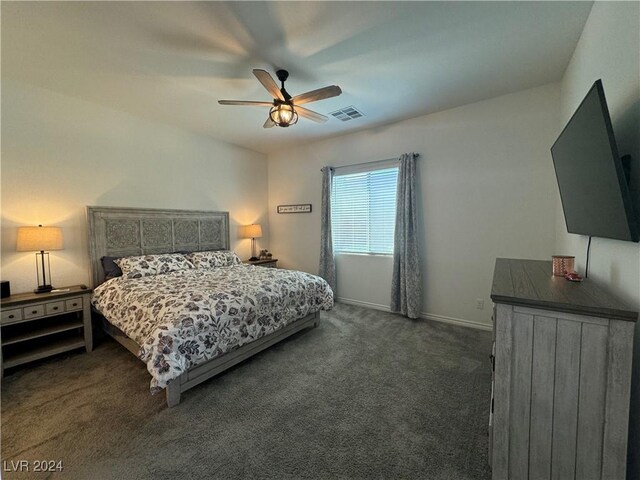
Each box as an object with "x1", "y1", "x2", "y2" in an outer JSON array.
[
  {"x1": 248, "y1": 256, "x2": 259, "y2": 261},
  {"x1": 34, "y1": 284, "x2": 53, "y2": 294}
]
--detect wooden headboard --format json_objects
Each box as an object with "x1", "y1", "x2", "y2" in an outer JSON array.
[{"x1": 87, "y1": 206, "x2": 230, "y2": 287}]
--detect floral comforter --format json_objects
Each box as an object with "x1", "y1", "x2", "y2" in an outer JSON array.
[{"x1": 91, "y1": 265, "x2": 334, "y2": 392}]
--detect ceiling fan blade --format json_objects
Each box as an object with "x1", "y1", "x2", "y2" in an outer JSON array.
[
  {"x1": 263, "y1": 117, "x2": 276, "y2": 129},
  {"x1": 296, "y1": 106, "x2": 328, "y2": 123},
  {"x1": 253, "y1": 69, "x2": 285, "y2": 101},
  {"x1": 292, "y1": 85, "x2": 342, "y2": 105},
  {"x1": 218, "y1": 100, "x2": 273, "y2": 106}
]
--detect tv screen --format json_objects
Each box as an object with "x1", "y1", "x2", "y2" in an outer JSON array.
[{"x1": 551, "y1": 79, "x2": 638, "y2": 242}]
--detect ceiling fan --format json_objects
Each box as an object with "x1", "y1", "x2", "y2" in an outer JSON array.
[{"x1": 218, "y1": 69, "x2": 342, "y2": 128}]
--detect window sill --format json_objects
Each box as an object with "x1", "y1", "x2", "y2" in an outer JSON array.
[{"x1": 335, "y1": 252, "x2": 393, "y2": 258}]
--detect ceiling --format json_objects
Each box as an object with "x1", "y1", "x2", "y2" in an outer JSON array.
[{"x1": 2, "y1": 1, "x2": 593, "y2": 155}]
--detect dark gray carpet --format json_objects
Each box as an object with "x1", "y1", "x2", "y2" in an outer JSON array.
[{"x1": 2, "y1": 303, "x2": 492, "y2": 480}]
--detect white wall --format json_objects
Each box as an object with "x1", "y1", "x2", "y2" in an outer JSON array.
[
  {"x1": 1, "y1": 81, "x2": 269, "y2": 293},
  {"x1": 268, "y1": 83, "x2": 560, "y2": 328},
  {"x1": 555, "y1": 2, "x2": 640, "y2": 476}
]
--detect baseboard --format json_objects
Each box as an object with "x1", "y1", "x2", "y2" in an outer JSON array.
[
  {"x1": 337, "y1": 297, "x2": 391, "y2": 312},
  {"x1": 419, "y1": 312, "x2": 492, "y2": 331},
  {"x1": 336, "y1": 297, "x2": 492, "y2": 331}
]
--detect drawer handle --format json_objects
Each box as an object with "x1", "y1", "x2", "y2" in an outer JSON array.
[
  {"x1": 72, "y1": 303, "x2": 78, "y2": 307},
  {"x1": 8, "y1": 314, "x2": 14, "y2": 319},
  {"x1": 53, "y1": 306, "x2": 59, "y2": 311},
  {"x1": 31, "y1": 310, "x2": 38, "y2": 314}
]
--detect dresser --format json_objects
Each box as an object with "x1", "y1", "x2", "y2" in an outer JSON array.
[
  {"x1": 489, "y1": 258, "x2": 636, "y2": 480},
  {"x1": 1, "y1": 285, "x2": 93, "y2": 376}
]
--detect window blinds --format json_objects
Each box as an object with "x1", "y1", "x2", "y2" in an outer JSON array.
[{"x1": 331, "y1": 166, "x2": 399, "y2": 254}]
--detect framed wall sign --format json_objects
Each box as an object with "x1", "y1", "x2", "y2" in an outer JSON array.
[{"x1": 277, "y1": 204, "x2": 312, "y2": 214}]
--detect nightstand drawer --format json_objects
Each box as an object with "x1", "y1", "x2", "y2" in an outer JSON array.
[
  {"x1": 23, "y1": 304, "x2": 45, "y2": 320},
  {"x1": 1, "y1": 309, "x2": 23, "y2": 324},
  {"x1": 46, "y1": 301, "x2": 65, "y2": 315},
  {"x1": 65, "y1": 297, "x2": 83, "y2": 311}
]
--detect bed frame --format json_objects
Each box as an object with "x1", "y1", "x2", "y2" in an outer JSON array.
[{"x1": 86, "y1": 206, "x2": 320, "y2": 407}]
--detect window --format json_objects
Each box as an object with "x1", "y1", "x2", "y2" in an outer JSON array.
[{"x1": 331, "y1": 166, "x2": 398, "y2": 254}]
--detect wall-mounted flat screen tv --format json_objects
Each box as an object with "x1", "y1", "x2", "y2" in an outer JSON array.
[{"x1": 551, "y1": 79, "x2": 638, "y2": 242}]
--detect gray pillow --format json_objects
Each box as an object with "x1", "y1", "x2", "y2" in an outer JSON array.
[{"x1": 101, "y1": 256, "x2": 123, "y2": 279}]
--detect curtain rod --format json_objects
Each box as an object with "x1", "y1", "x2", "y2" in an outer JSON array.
[{"x1": 321, "y1": 153, "x2": 420, "y2": 172}]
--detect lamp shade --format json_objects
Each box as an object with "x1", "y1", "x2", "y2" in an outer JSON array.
[
  {"x1": 239, "y1": 224, "x2": 262, "y2": 239},
  {"x1": 16, "y1": 226, "x2": 64, "y2": 252}
]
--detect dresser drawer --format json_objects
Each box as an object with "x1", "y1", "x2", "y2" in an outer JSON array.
[
  {"x1": 23, "y1": 304, "x2": 45, "y2": 320},
  {"x1": 1, "y1": 308, "x2": 23, "y2": 324},
  {"x1": 65, "y1": 297, "x2": 83, "y2": 311},
  {"x1": 46, "y1": 301, "x2": 65, "y2": 315}
]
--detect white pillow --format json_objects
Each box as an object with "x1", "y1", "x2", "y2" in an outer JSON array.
[
  {"x1": 185, "y1": 250, "x2": 242, "y2": 269},
  {"x1": 115, "y1": 253, "x2": 194, "y2": 279}
]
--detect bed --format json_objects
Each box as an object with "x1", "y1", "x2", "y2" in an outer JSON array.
[{"x1": 87, "y1": 206, "x2": 333, "y2": 407}]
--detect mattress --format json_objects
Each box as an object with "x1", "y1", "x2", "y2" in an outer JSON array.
[{"x1": 92, "y1": 265, "x2": 334, "y2": 392}]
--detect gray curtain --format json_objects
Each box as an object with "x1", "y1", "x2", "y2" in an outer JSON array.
[
  {"x1": 391, "y1": 153, "x2": 422, "y2": 318},
  {"x1": 318, "y1": 166, "x2": 336, "y2": 292}
]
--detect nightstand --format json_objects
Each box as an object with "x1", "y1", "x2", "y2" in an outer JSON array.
[
  {"x1": 1, "y1": 285, "x2": 93, "y2": 376},
  {"x1": 243, "y1": 258, "x2": 278, "y2": 268}
]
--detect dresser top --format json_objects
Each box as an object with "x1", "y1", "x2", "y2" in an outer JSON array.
[{"x1": 491, "y1": 258, "x2": 638, "y2": 322}]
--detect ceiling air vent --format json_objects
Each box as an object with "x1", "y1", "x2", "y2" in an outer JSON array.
[{"x1": 329, "y1": 106, "x2": 364, "y2": 122}]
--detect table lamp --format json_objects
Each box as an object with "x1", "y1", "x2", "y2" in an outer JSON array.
[
  {"x1": 17, "y1": 225, "x2": 64, "y2": 293},
  {"x1": 239, "y1": 224, "x2": 262, "y2": 261}
]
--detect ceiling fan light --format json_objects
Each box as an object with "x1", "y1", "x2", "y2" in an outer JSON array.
[{"x1": 269, "y1": 102, "x2": 298, "y2": 127}]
